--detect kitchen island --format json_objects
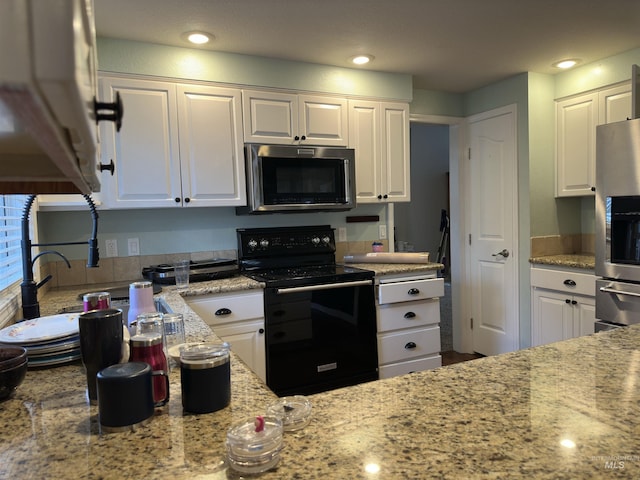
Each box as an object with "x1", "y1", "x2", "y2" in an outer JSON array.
[{"x1": 1, "y1": 273, "x2": 639, "y2": 479}]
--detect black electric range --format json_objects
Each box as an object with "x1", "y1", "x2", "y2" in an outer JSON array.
[{"x1": 237, "y1": 225, "x2": 378, "y2": 397}]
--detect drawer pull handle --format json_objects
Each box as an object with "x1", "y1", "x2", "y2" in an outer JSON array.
[
  {"x1": 408, "y1": 288, "x2": 420, "y2": 295},
  {"x1": 563, "y1": 279, "x2": 576, "y2": 286},
  {"x1": 404, "y1": 311, "x2": 416, "y2": 319},
  {"x1": 215, "y1": 308, "x2": 232, "y2": 316},
  {"x1": 405, "y1": 342, "x2": 417, "y2": 349}
]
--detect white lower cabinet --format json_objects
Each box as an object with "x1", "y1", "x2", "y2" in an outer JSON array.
[
  {"x1": 186, "y1": 290, "x2": 266, "y2": 382},
  {"x1": 530, "y1": 266, "x2": 596, "y2": 347},
  {"x1": 376, "y1": 274, "x2": 444, "y2": 379}
]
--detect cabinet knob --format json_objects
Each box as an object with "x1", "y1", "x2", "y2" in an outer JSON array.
[
  {"x1": 404, "y1": 342, "x2": 417, "y2": 349},
  {"x1": 294, "y1": 135, "x2": 300, "y2": 141},
  {"x1": 404, "y1": 311, "x2": 416, "y2": 319},
  {"x1": 377, "y1": 195, "x2": 383, "y2": 200},
  {"x1": 565, "y1": 299, "x2": 571, "y2": 304},
  {"x1": 571, "y1": 300, "x2": 577, "y2": 305},
  {"x1": 563, "y1": 279, "x2": 576, "y2": 286},
  {"x1": 407, "y1": 288, "x2": 420, "y2": 296},
  {"x1": 591, "y1": 186, "x2": 596, "y2": 192},
  {"x1": 383, "y1": 194, "x2": 388, "y2": 199},
  {"x1": 94, "y1": 92, "x2": 124, "y2": 131},
  {"x1": 301, "y1": 135, "x2": 306, "y2": 140},
  {"x1": 215, "y1": 308, "x2": 232, "y2": 316},
  {"x1": 258, "y1": 328, "x2": 265, "y2": 334},
  {"x1": 184, "y1": 197, "x2": 191, "y2": 203},
  {"x1": 99, "y1": 159, "x2": 115, "y2": 176},
  {"x1": 174, "y1": 197, "x2": 181, "y2": 203}
]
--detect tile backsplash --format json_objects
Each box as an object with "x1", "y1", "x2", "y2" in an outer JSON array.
[
  {"x1": 38, "y1": 241, "x2": 389, "y2": 293},
  {"x1": 530, "y1": 234, "x2": 595, "y2": 257}
]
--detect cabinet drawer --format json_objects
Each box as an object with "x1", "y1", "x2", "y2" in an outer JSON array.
[
  {"x1": 377, "y1": 298, "x2": 440, "y2": 332},
  {"x1": 378, "y1": 355, "x2": 441, "y2": 379},
  {"x1": 378, "y1": 277, "x2": 444, "y2": 304},
  {"x1": 530, "y1": 267, "x2": 595, "y2": 296},
  {"x1": 186, "y1": 291, "x2": 264, "y2": 326},
  {"x1": 377, "y1": 326, "x2": 441, "y2": 364}
]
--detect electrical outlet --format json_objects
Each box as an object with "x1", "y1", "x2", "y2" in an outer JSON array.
[
  {"x1": 128, "y1": 237, "x2": 140, "y2": 256},
  {"x1": 379, "y1": 224, "x2": 387, "y2": 239},
  {"x1": 105, "y1": 239, "x2": 118, "y2": 257},
  {"x1": 338, "y1": 227, "x2": 347, "y2": 242}
]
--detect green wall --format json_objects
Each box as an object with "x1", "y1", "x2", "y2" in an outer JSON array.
[{"x1": 97, "y1": 38, "x2": 413, "y2": 100}]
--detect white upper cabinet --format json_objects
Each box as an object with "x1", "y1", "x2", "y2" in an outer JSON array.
[
  {"x1": 242, "y1": 90, "x2": 348, "y2": 146},
  {"x1": 176, "y1": 84, "x2": 246, "y2": 207},
  {"x1": 555, "y1": 81, "x2": 631, "y2": 198},
  {"x1": 349, "y1": 100, "x2": 410, "y2": 203},
  {"x1": 99, "y1": 76, "x2": 245, "y2": 208}
]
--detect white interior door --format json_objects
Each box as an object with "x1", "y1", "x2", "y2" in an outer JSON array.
[{"x1": 468, "y1": 105, "x2": 519, "y2": 356}]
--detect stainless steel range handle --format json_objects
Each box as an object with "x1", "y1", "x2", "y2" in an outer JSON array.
[
  {"x1": 275, "y1": 279, "x2": 372, "y2": 295},
  {"x1": 599, "y1": 286, "x2": 640, "y2": 298}
]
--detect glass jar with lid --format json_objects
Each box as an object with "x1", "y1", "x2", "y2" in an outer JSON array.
[{"x1": 180, "y1": 342, "x2": 230, "y2": 413}]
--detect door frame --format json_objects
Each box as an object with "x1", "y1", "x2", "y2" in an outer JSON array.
[{"x1": 409, "y1": 113, "x2": 466, "y2": 351}]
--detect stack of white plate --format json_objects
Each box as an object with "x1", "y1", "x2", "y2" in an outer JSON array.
[{"x1": 0, "y1": 313, "x2": 81, "y2": 367}]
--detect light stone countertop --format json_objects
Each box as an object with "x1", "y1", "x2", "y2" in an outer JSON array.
[
  {"x1": 529, "y1": 254, "x2": 595, "y2": 270},
  {"x1": 2, "y1": 272, "x2": 640, "y2": 479}
]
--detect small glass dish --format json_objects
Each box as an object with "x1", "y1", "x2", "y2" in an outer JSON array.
[
  {"x1": 266, "y1": 395, "x2": 312, "y2": 432},
  {"x1": 226, "y1": 416, "x2": 283, "y2": 474}
]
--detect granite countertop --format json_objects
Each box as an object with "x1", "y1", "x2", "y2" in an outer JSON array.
[
  {"x1": 3, "y1": 273, "x2": 640, "y2": 478},
  {"x1": 529, "y1": 254, "x2": 595, "y2": 270},
  {"x1": 346, "y1": 262, "x2": 443, "y2": 276}
]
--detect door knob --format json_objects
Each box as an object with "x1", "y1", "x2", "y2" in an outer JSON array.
[{"x1": 492, "y1": 249, "x2": 510, "y2": 258}]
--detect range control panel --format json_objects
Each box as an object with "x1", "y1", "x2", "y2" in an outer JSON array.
[{"x1": 237, "y1": 225, "x2": 336, "y2": 259}]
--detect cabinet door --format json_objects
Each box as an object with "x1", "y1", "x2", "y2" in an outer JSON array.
[
  {"x1": 349, "y1": 100, "x2": 382, "y2": 203},
  {"x1": 382, "y1": 102, "x2": 411, "y2": 202},
  {"x1": 214, "y1": 319, "x2": 266, "y2": 383},
  {"x1": 555, "y1": 93, "x2": 597, "y2": 197},
  {"x1": 531, "y1": 288, "x2": 573, "y2": 346},
  {"x1": 176, "y1": 84, "x2": 246, "y2": 207},
  {"x1": 573, "y1": 295, "x2": 596, "y2": 337},
  {"x1": 298, "y1": 95, "x2": 348, "y2": 146},
  {"x1": 100, "y1": 77, "x2": 181, "y2": 208},
  {"x1": 242, "y1": 90, "x2": 297, "y2": 144},
  {"x1": 598, "y1": 83, "x2": 632, "y2": 125}
]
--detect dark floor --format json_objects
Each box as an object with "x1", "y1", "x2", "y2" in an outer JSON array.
[{"x1": 441, "y1": 350, "x2": 484, "y2": 366}]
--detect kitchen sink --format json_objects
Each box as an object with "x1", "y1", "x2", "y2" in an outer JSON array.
[{"x1": 58, "y1": 298, "x2": 171, "y2": 317}]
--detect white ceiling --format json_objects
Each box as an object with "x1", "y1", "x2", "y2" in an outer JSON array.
[{"x1": 94, "y1": 0, "x2": 640, "y2": 93}]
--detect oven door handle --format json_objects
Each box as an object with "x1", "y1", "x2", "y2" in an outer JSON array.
[
  {"x1": 599, "y1": 285, "x2": 640, "y2": 298},
  {"x1": 275, "y1": 279, "x2": 372, "y2": 294}
]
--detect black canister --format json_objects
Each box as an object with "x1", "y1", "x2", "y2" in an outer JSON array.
[
  {"x1": 180, "y1": 343, "x2": 230, "y2": 414},
  {"x1": 97, "y1": 362, "x2": 166, "y2": 433}
]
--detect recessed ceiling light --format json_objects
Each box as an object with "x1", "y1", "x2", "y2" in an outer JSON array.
[
  {"x1": 351, "y1": 54, "x2": 374, "y2": 65},
  {"x1": 553, "y1": 59, "x2": 581, "y2": 69},
  {"x1": 183, "y1": 31, "x2": 213, "y2": 45}
]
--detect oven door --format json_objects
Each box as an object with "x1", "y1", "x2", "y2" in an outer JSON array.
[
  {"x1": 264, "y1": 280, "x2": 378, "y2": 396},
  {"x1": 596, "y1": 279, "x2": 640, "y2": 327}
]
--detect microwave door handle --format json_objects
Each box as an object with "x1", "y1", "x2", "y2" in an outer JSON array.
[
  {"x1": 275, "y1": 279, "x2": 372, "y2": 295},
  {"x1": 599, "y1": 286, "x2": 640, "y2": 298}
]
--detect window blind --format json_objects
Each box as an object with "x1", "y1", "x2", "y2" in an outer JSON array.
[{"x1": 0, "y1": 195, "x2": 29, "y2": 291}]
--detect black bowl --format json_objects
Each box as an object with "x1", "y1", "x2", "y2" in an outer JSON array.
[
  {"x1": 0, "y1": 359, "x2": 28, "y2": 400},
  {"x1": 0, "y1": 346, "x2": 28, "y2": 371}
]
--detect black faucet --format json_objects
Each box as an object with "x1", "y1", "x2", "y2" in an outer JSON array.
[{"x1": 20, "y1": 194, "x2": 100, "y2": 320}]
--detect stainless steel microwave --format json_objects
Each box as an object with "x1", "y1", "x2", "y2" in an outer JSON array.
[{"x1": 237, "y1": 144, "x2": 356, "y2": 214}]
